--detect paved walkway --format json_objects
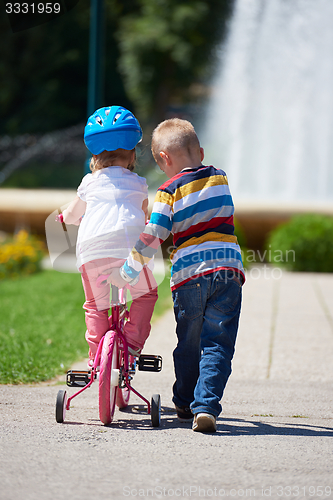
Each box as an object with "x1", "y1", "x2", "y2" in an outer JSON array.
[{"x1": 0, "y1": 268, "x2": 332, "y2": 500}]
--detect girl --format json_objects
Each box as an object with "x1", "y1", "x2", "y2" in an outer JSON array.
[{"x1": 60, "y1": 105, "x2": 158, "y2": 367}]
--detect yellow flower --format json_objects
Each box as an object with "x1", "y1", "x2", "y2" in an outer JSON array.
[{"x1": 0, "y1": 231, "x2": 45, "y2": 280}]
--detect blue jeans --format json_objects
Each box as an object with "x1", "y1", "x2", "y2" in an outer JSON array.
[{"x1": 172, "y1": 270, "x2": 242, "y2": 417}]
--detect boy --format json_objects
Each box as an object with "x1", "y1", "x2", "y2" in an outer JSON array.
[{"x1": 110, "y1": 118, "x2": 244, "y2": 433}]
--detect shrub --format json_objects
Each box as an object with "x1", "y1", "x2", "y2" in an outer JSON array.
[
  {"x1": 234, "y1": 218, "x2": 250, "y2": 269},
  {"x1": 234, "y1": 217, "x2": 247, "y2": 248},
  {"x1": 0, "y1": 230, "x2": 45, "y2": 280},
  {"x1": 266, "y1": 213, "x2": 333, "y2": 272}
]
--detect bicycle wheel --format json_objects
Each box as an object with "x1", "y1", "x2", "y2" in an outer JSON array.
[
  {"x1": 99, "y1": 330, "x2": 119, "y2": 425},
  {"x1": 116, "y1": 353, "x2": 133, "y2": 409},
  {"x1": 151, "y1": 394, "x2": 161, "y2": 427},
  {"x1": 55, "y1": 389, "x2": 67, "y2": 423}
]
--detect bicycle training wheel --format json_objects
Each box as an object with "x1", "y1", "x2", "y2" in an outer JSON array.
[
  {"x1": 55, "y1": 389, "x2": 67, "y2": 423},
  {"x1": 116, "y1": 353, "x2": 133, "y2": 409},
  {"x1": 151, "y1": 393, "x2": 161, "y2": 427},
  {"x1": 99, "y1": 330, "x2": 119, "y2": 425}
]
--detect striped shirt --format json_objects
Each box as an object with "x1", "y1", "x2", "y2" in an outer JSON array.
[{"x1": 123, "y1": 165, "x2": 245, "y2": 290}]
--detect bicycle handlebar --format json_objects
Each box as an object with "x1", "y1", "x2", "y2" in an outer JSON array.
[
  {"x1": 96, "y1": 274, "x2": 126, "y2": 303},
  {"x1": 96, "y1": 274, "x2": 109, "y2": 288},
  {"x1": 55, "y1": 213, "x2": 64, "y2": 223},
  {"x1": 111, "y1": 285, "x2": 118, "y2": 303}
]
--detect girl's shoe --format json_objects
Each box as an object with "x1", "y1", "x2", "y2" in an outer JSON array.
[
  {"x1": 87, "y1": 359, "x2": 100, "y2": 372},
  {"x1": 128, "y1": 346, "x2": 141, "y2": 357},
  {"x1": 192, "y1": 413, "x2": 216, "y2": 433}
]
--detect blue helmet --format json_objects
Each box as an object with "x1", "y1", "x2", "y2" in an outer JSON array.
[{"x1": 84, "y1": 105, "x2": 143, "y2": 155}]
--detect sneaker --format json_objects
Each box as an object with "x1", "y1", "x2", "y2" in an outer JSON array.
[
  {"x1": 128, "y1": 346, "x2": 141, "y2": 357},
  {"x1": 87, "y1": 359, "x2": 100, "y2": 372},
  {"x1": 192, "y1": 413, "x2": 217, "y2": 433},
  {"x1": 175, "y1": 405, "x2": 194, "y2": 422}
]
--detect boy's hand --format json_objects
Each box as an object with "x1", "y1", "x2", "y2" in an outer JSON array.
[{"x1": 108, "y1": 268, "x2": 128, "y2": 288}]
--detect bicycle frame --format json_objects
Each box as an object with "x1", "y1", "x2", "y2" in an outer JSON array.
[{"x1": 65, "y1": 285, "x2": 151, "y2": 414}]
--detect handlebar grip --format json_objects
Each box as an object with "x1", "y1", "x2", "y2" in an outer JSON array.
[
  {"x1": 96, "y1": 275, "x2": 109, "y2": 288},
  {"x1": 55, "y1": 213, "x2": 64, "y2": 223}
]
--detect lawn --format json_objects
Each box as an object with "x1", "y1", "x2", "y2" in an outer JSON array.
[{"x1": 0, "y1": 269, "x2": 172, "y2": 384}]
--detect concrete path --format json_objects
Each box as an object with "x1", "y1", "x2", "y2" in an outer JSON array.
[{"x1": 0, "y1": 268, "x2": 332, "y2": 500}]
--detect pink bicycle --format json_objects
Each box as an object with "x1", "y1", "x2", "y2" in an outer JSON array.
[{"x1": 55, "y1": 278, "x2": 162, "y2": 427}]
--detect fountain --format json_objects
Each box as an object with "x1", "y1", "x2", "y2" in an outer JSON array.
[{"x1": 202, "y1": 0, "x2": 333, "y2": 209}]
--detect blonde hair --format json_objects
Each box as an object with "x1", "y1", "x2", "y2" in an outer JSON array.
[
  {"x1": 90, "y1": 148, "x2": 136, "y2": 173},
  {"x1": 151, "y1": 118, "x2": 201, "y2": 163}
]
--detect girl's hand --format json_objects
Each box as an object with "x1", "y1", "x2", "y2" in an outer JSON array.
[
  {"x1": 108, "y1": 268, "x2": 128, "y2": 289},
  {"x1": 96, "y1": 274, "x2": 111, "y2": 288},
  {"x1": 56, "y1": 212, "x2": 82, "y2": 226},
  {"x1": 61, "y1": 196, "x2": 86, "y2": 225}
]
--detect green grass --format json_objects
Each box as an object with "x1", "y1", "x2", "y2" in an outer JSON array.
[
  {"x1": 151, "y1": 272, "x2": 173, "y2": 320},
  {"x1": 0, "y1": 269, "x2": 172, "y2": 384}
]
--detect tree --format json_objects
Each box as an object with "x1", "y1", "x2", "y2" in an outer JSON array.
[
  {"x1": 0, "y1": 0, "x2": 129, "y2": 134},
  {"x1": 0, "y1": 0, "x2": 89, "y2": 134},
  {"x1": 0, "y1": 0, "x2": 233, "y2": 134},
  {"x1": 116, "y1": 0, "x2": 233, "y2": 123}
]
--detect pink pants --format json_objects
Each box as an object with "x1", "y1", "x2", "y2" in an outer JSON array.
[{"x1": 80, "y1": 258, "x2": 158, "y2": 361}]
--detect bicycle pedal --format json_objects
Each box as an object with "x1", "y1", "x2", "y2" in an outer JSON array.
[
  {"x1": 66, "y1": 370, "x2": 92, "y2": 387},
  {"x1": 138, "y1": 355, "x2": 162, "y2": 372}
]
